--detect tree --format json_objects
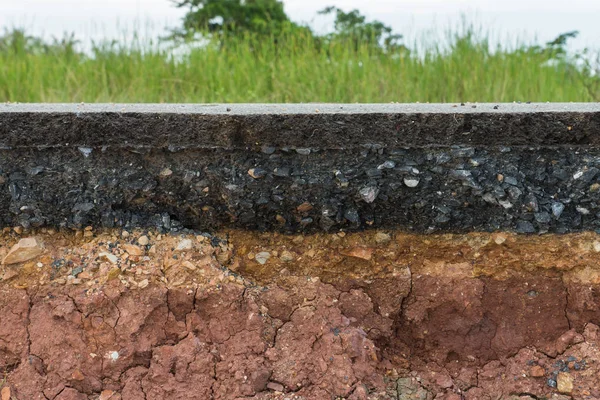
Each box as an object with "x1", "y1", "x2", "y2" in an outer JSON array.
[
  {"x1": 318, "y1": 7, "x2": 403, "y2": 51},
  {"x1": 172, "y1": 0, "x2": 295, "y2": 37}
]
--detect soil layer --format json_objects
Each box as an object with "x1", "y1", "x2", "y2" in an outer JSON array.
[{"x1": 2, "y1": 229, "x2": 600, "y2": 399}]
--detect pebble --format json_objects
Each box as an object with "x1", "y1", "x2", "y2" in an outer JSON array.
[
  {"x1": 557, "y1": 372, "x2": 573, "y2": 394},
  {"x1": 378, "y1": 160, "x2": 396, "y2": 169},
  {"x1": 493, "y1": 233, "x2": 507, "y2": 245},
  {"x1": 552, "y1": 202, "x2": 565, "y2": 218},
  {"x1": 296, "y1": 202, "x2": 313, "y2": 213},
  {"x1": 374, "y1": 232, "x2": 391, "y2": 244},
  {"x1": 138, "y1": 235, "x2": 149, "y2": 246},
  {"x1": 248, "y1": 168, "x2": 267, "y2": 179},
  {"x1": 121, "y1": 230, "x2": 130, "y2": 238},
  {"x1": 2, "y1": 237, "x2": 44, "y2": 265},
  {"x1": 159, "y1": 168, "x2": 173, "y2": 177},
  {"x1": 516, "y1": 220, "x2": 536, "y2": 234},
  {"x1": 255, "y1": 252, "x2": 271, "y2": 265},
  {"x1": 359, "y1": 186, "x2": 379, "y2": 203},
  {"x1": 176, "y1": 239, "x2": 193, "y2": 251},
  {"x1": 1, "y1": 387, "x2": 10, "y2": 400},
  {"x1": 344, "y1": 247, "x2": 373, "y2": 261},
  {"x1": 123, "y1": 244, "x2": 143, "y2": 256},
  {"x1": 267, "y1": 382, "x2": 285, "y2": 392},
  {"x1": 403, "y1": 177, "x2": 420, "y2": 188},
  {"x1": 99, "y1": 252, "x2": 118, "y2": 265},
  {"x1": 138, "y1": 279, "x2": 149, "y2": 289},
  {"x1": 99, "y1": 390, "x2": 115, "y2": 400},
  {"x1": 594, "y1": 241, "x2": 600, "y2": 253},
  {"x1": 280, "y1": 250, "x2": 295, "y2": 262},
  {"x1": 530, "y1": 365, "x2": 545, "y2": 377}
]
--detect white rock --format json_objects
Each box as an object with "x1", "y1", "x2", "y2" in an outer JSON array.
[
  {"x1": 176, "y1": 239, "x2": 193, "y2": 251},
  {"x1": 99, "y1": 252, "x2": 118, "y2": 264},
  {"x1": 403, "y1": 177, "x2": 420, "y2": 188},
  {"x1": 2, "y1": 237, "x2": 44, "y2": 265},
  {"x1": 255, "y1": 252, "x2": 271, "y2": 265}
]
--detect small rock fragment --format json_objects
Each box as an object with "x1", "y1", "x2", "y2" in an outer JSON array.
[
  {"x1": 403, "y1": 177, "x2": 420, "y2": 188},
  {"x1": 99, "y1": 252, "x2": 118, "y2": 265},
  {"x1": 138, "y1": 235, "x2": 149, "y2": 246},
  {"x1": 1, "y1": 387, "x2": 11, "y2": 400},
  {"x1": 99, "y1": 390, "x2": 115, "y2": 400},
  {"x1": 552, "y1": 202, "x2": 565, "y2": 218},
  {"x1": 557, "y1": 372, "x2": 573, "y2": 394},
  {"x1": 248, "y1": 168, "x2": 267, "y2": 179},
  {"x1": 138, "y1": 279, "x2": 149, "y2": 289},
  {"x1": 123, "y1": 244, "x2": 143, "y2": 256},
  {"x1": 255, "y1": 252, "x2": 271, "y2": 265},
  {"x1": 297, "y1": 202, "x2": 313, "y2": 213},
  {"x1": 280, "y1": 250, "x2": 295, "y2": 262},
  {"x1": 71, "y1": 369, "x2": 85, "y2": 381},
  {"x1": 159, "y1": 168, "x2": 173, "y2": 177},
  {"x1": 266, "y1": 382, "x2": 284, "y2": 392},
  {"x1": 182, "y1": 261, "x2": 197, "y2": 271},
  {"x1": 2, "y1": 237, "x2": 44, "y2": 265},
  {"x1": 176, "y1": 239, "x2": 193, "y2": 251},
  {"x1": 493, "y1": 233, "x2": 507, "y2": 245},
  {"x1": 344, "y1": 247, "x2": 374, "y2": 261},
  {"x1": 374, "y1": 232, "x2": 391, "y2": 244},
  {"x1": 530, "y1": 365, "x2": 545, "y2": 377},
  {"x1": 359, "y1": 186, "x2": 379, "y2": 203}
]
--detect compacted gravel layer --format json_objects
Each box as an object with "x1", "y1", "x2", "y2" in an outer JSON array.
[
  {"x1": 5, "y1": 146, "x2": 600, "y2": 233},
  {"x1": 3, "y1": 229, "x2": 600, "y2": 399}
]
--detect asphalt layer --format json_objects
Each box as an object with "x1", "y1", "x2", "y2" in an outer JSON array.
[
  {"x1": 2, "y1": 103, "x2": 600, "y2": 232},
  {"x1": 2, "y1": 103, "x2": 600, "y2": 149}
]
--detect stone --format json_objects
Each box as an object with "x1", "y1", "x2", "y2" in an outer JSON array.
[
  {"x1": 159, "y1": 168, "x2": 173, "y2": 177},
  {"x1": 99, "y1": 252, "x2": 118, "y2": 265},
  {"x1": 530, "y1": 365, "x2": 545, "y2": 377},
  {"x1": 138, "y1": 279, "x2": 149, "y2": 289},
  {"x1": 493, "y1": 233, "x2": 507, "y2": 245},
  {"x1": 248, "y1": 168, "x2": 267, "y2": 179},
  {"x1": 296, "y1": 202, "x2": 313, "y2": 213},
  {"x1": 71, "y1": 369, "x2": 85, "y2": 381},
  {"x1": 1, "y1": 387, "x2": 10, "y2": 400},
  {"x1": 359, "y1": 186, "x2": 379, "y2": 203},
  {"x1": 123, "y1": 244, "x2": 143, "y2": 256},
  {"x1": 280, "y1": 250, "x2": 295, "y2": 262},
  {"x1": 176, "y1": 239, "x2": 193, "y2": 251},
  {"x1": 403, "y1": 177, "x2": 420, "y2": 187},
  {"x1": 2, "y1": 237, "x2": 44, "y2": 265},
  {"x1": 557, "y1": 372, "x2": 573, "y2": 394},
  {"x1": 138, "y1": 235, "x2": 149, "y2": 246},
  {"x1": 344, "y1": 247, "x2": 373, "y2": 261},
  {"x1": 552, "y1": 202, "x2": 565, "y2": 218},
  {"x1": 255, "y1": 252, "x2": 271, "y2": 265},
  {"x1": 266, "y1": 382, "x2": 284, "y2": 392},
  {"x1": 99, "y1": 390, "x2": 115, "y2": 400},
  {"x1": 378, "y1": 160, "x2": 396, "y2": 169},
  {"x1": 375, "y1": 232, "x2": 391, "y2": 244}
]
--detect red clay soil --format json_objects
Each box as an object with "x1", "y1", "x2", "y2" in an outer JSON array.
[{"x1": 2, "y1": 229, "x2": 600, "y2": 399}]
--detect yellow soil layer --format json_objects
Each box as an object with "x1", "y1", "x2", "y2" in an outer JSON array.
[{"x1": 2, "y1": 228, "x2": 600, "y2": 290}]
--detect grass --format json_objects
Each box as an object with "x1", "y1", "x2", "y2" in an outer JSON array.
[{"x1": 0, "y1": 27, "x2": 598, "y2": 103}]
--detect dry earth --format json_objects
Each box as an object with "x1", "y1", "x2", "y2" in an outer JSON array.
[{"x1": 2, "y1": 228, "x2": 600, "y2": 399}]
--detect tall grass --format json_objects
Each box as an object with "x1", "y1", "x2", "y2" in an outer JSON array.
[{"x1": 0, "y1": 27, "x2": 598, "y2": 103}]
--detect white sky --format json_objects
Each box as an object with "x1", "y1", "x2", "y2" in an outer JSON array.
[{"x1": 2, "y1": 0, "x2": 599, "y2": 50}]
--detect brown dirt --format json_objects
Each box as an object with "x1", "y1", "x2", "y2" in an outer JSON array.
[{"x1": 3, "y1": 228, "x2": 600, "y2": 399}]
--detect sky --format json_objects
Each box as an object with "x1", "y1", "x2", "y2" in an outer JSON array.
[{"x1": 2, "y1": 0, "x2": 599, "y2": 51}]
